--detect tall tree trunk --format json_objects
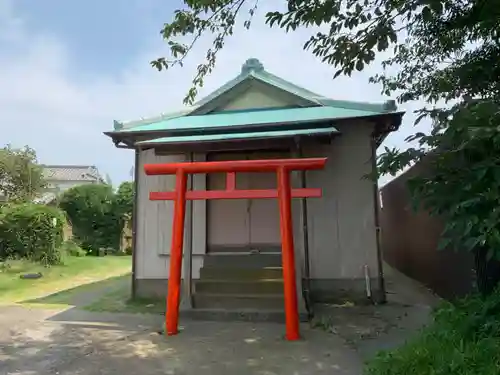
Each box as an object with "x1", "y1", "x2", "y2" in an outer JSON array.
[{"x1": 474, "y1": 246, "x2": 500, "y2": 296}]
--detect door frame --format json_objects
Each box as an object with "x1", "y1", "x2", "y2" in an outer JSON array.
[{"x1": 205, "y1": 149, "x2": 291, "y2": 254}]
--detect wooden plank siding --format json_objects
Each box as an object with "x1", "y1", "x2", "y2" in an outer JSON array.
[{"x1": 135, "y1": 149, "x2": 206, "y2": 280}]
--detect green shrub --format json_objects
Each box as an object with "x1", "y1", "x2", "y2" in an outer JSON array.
[
  {"x1": 114, "y1": 181, "x2": 134, "y2": 221},
  {"x1": 57, "y1": 182, "x2": 134, "y2": 257},
  {"x1": 105, "y1": 247, "x2": 117, "y2": 255},
  {"x1": 85, "y1": 247, "x2": 114, "y2": 257},
  {"x1": 39, "y1": 245, "x2": 66, "y2": 266},
  {"x1": 125, "y1": 246, "x2": 133, "y2": 256},
  {"x1": 58, "y1": 184, "x2": 121, "y2": 252},
  {"x1": 59, "y1": 240, "x2": 86, "y2": 257},
  {"x1": 365, "y1": 290, "x2": 500, "y2": 375},
  {"x1": 0, "y1": 203, "x2": 66, "y2": 266}
]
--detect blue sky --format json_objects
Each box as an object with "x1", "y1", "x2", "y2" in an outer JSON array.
[
  {"x1": 0, "y1": 0, "x2": 427, "y2": 186},
  {"x1": 12, "y1": 0, "x2": 173, "y2": 76}
]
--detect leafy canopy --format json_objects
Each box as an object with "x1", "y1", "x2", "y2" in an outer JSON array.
[
  {"x1": 0, "y1": 203, "x2": 66, "y2": 266},
  {"x1": 0, "y1": 145, "x2": 47, "y2": 202},
  {"x1": 58, "y1": 181, "x2": 134, "y2": 254},
  {"x1": 59, "y1": 184, "x2": 121, "y2": 252},
  {"x1": 152, "y1": 1, "x2": 500, "y2": 270},
  {"x1": 114, "y1": 181, "x2": 134, "y2": 221}
]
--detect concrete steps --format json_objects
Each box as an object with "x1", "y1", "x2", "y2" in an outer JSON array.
[
  {"x1": 202, "y1": 253, "x2": 282, "y2": 268},
  {"x1": 193, "y1": 293, "x2": 284, "y2": 309},
  {"x1": 199, "y1": 267, "x2": 283, "y2": 280},
  {"x1": 181, "y1": 308, "x2": 298, "y2": 323},
  {"x1": 195, "y1": 279, "x2": 284, "y2": 294},
  {"x1": 189, "y1": 253, "x2": 308, "y2": 322},
  {"x1": 193, "y1": 267, "x2": 286, "y2": 311}
]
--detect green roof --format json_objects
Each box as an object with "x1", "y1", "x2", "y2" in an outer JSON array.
[
  {"x1": 116, "y1": 106, "x2": 384, "y2": 134},
  {"x1": 111, "y1": 58, "x2": 399, "y2": 131},
  {"x1": 106, "y1": 58, "x2": 404, "y2": 148},
  {"x1": 192, "y1": 58, "x2": 395, "y2": 113},
  {"x1": 136, "y1": 126, "x2": 338, "y2": 146}
]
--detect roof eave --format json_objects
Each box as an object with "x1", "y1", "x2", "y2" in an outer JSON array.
[
  {"x1": 373, "y1": 111, "x2": 405, "y2": 147},
  {"x1": 106, "y1": 111, "x2": 404, "y2": 152},
  {"x1": 109, "y1": 110, "x2": 403, "y2": 138},
  {"x1": 137, "y1": 132, "x2": 340, "y2": 154}
]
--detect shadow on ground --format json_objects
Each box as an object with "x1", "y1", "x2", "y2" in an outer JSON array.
[
  {"x1": 0, "y1": 305, "x2": 164, "y2": 374},
  {"x1": 20, "y1": 273, "x2": 164, "y2": 333},
  {"x1": 22, "y1": 274, "x2": 130, "y2": 308},
  {"x1": 0, "y1": 262, "x2": 441, "y2": 374},
  {"x1": 0, "y1": 305, "x2": 362, "y2": 375}
]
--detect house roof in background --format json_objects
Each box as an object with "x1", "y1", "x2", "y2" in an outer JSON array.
[
  {"x1": 42, "y1": 165, "x2": 104, "y2": 182},
  {"x1": 33, "y1": 192, "x2": 58, "y2": 205}
]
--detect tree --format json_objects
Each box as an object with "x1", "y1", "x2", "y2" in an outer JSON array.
[
  {"x1": 114, "y1": 181, "x2": 134, "y2": 253},
  {"x1": 59, "y1": 184, "x2": 121, "y2": 253},
  {"x1": 152, "y1": 0, "x2": 500, "y2": 294},
  {"x1": 114, "y1": 181, "x2": 134, "y2": 220},
  {"x1": 0, "y1": 145, "x2": 46, "y2": 202}
]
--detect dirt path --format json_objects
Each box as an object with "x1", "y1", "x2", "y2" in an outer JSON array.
[
  {"x1": 313, "y1": 263, "x2": 441, "y2": 360},
  {"x1": 0, "y1": 305, "x2": 363, "y2": 375},
  {"x1": 0, "y1": 262, "x2": 439, "y2": 374}
]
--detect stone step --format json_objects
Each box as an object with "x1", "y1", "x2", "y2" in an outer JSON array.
[
  {"x1": 199, "y1": 267, "x2": 283, "y2": 280},
  {"x1": 193, "y1": 292, "x2": 284, "y2": 310},
  {"x1": 194, "y1": 279, "x2": 284, "y2": 294},
  {"x1": 203, "y1": 253, "x2": 282, "y2": 268},
  {"x1": 207, "y1": 245, "x2": 282, "y2": 253},
  {"x1": 180, "y1": 308, "x2": 309, "y2": 323}
]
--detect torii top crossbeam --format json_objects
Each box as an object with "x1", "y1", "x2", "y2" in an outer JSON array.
[{"x1": 144, "y1": 157, "x2": 327, "y2": 175}]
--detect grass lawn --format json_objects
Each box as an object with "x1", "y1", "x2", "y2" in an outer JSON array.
[
  {"x1": 0, "y1": 255, "x2": 132, "y2": 306},
  {"x1": 84, "y1": 283, "x2": 165, "y2": 315}
]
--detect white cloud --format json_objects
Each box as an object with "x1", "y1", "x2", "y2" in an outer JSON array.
[{"x1": 0, "y1": 0, "x2": 428, "y2": 185}]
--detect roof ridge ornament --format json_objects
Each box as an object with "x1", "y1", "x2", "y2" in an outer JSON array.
[
  {"x1": 383, "y1": 100, "x2": 397, "y2": 112},
  {"x1": 241, "y1": 58, "x2": 264, "y2": 75},
  {"x1": 113, "y1": 120, "x2": 124, "y2": 130}
]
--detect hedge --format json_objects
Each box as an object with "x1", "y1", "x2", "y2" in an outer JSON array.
[
  {"x1": 0, "y1": 203, "x2": 66, "y2": 265},
  {"x1": 58, "y1": 182, "x2": 133, "y2": 254},
  {"x1": 58, "y1": 184, "x2": 121, "y2": 253}
]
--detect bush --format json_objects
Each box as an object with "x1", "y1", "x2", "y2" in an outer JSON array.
[
  {"x1": 58, "y1": 184, "x2": 121, "y2": 252},
  {"x1": 59, "y1": 240, "x2": 86, "y2": 257},
  {"x1": 365, "y1": 290, "x2": 500, "y2": 375},
  {"x1": 114, "y1": 181, "x2": 134, "y2": 221},
  {"x1": 0, "y1": 203, "x2": 66, "y2": 266},
  {"x1": 125, "y1": 246, "x2": 133, "y2": 256},
  {"x1": 57, "y1": 182, "x2": 135, "y2": 257}
]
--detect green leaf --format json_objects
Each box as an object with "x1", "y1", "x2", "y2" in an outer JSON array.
[
  {"x1": 437, "y1": 237, "x2": 452, "y2": 251},
  {"x1": 464, "y1": 237, "x2": 480, "y2": 252},
  {"x1": 355, "y1": 59, "x2": 364, "y2": 71},
  {"x1": 486, "y1": 247, "x2": 495, "y2": 261},
  {"x1": 421, "y1": 6, "x2": 432, "y2": 22}
]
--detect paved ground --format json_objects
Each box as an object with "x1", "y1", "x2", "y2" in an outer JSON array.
[
  {"x1": 0, "y1": 264, "x2": 440, "y2": 375},
  {"x1": 0, "y1": 305, "x2": 362, "y2": 375},
  {"x1": 313, "y1": 264, "x2": 441, "y2": 360}
]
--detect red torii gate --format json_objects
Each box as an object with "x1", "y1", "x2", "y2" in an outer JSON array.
[{"x1": 144, "y1": 157, "x2": 327, "y2": 341}]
